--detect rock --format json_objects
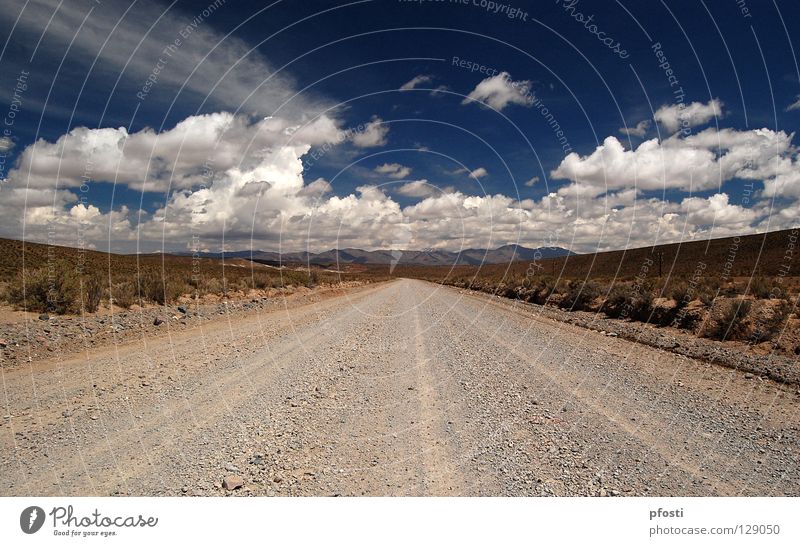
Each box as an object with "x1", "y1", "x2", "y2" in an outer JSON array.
[
  {"x1": 62, "y1": 410, "x2": 72, "y2": 418},
  {"x1": 744, "y1": 373, "x2": 754, "y2": 379},
  {"x1": 38, "y1": 313, "x2": 50, "y2": 321},
  {"x1": 153, "y1": 317, "x2": 165, "y2": 326},
  {"x1": 177, "y1": 306, "x2": 187, "y2": 314},
  {"x1": 224, "y1": 463, "x2": 240, "y2": 472},
  {"x1": 250, "y1": 455, "x2": 264, "y2": 465},
  {"x1": 0, "y1": 339, "x2": 7, "y2": 348},
  {"x1": 222, "y1": 475, "x2": 244, "y2": 490}
]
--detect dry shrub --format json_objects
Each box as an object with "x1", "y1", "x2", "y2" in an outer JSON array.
[
  {"x1": 6, "y1": 264, "x2": 80, "y2": 314},
  {"x1": 137, "y1": 269, "x2": 189, "y2": 305},
  {"x1": 600, "y1": 283, "x2": 653, "y2": 321},
  {"x1": 559, "y1": 280, "x2": 601, "y2": 311},
  {"x1": 707, "y1": 299, "x2": 752, "y2": 341},
  {"x1": 80, "y1": 274, "x2": 104, "y2": 313},
  {"x1": 110, "y1": 281, "x2": 136, "y2": 309}
]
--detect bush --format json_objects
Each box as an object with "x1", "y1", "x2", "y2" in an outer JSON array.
[
  {"x1": 528, "y1": 276, "x2": 557, "y2": 305},
  {"x1": 559, "y1": 280, "x2": 600, "y2": 311},
  {"x1": 697, "y1": 278, "x2": 721, "y2": 305},
  {"x1": 747, "y1": 276, "x2": 789, "y2": 300},
  {"x1": 601, "y1": 283, "x2": 653, "y2": 321},
  {"x1": 601, "y1": 284, "x2": 629, "y2": 318},
  {"x1": 110, "y1": 281, "x2": 136, "y2": 309},
  {"x1": 252, "y1": 273, "x2": 276, "y2": 290},
  {"x1": 6, "y1": 264, "x2": 81, "y2": 314},
  {"x1": 80, "y1": 274, "x2": 104, "y2": 313},
  {"x1": 669, "y1": 280, "x2": 693, "y2": 309},
  {"x1": 200, "y1": 277, "x2": 223, "y2": 296},
  {"x1": 137, "y1": 269, "x2": 187, "y2": 305},
  {"x1": 708, "y1": 299, "x2": 751, "y2": 341},
  {"x1": 748, "y1": 276, "x2": 771, "y2": 299},
  {"x1": 137, "y1": 270, "x2": 167, "y2": 304}
]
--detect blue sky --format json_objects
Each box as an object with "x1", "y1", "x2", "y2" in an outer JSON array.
[{"x1": 0, "y1": 0, "x2": 799, "y2": 253}]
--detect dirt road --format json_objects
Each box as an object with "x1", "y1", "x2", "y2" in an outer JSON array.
[{"x1": 1, "y1": 279, "x2": 798, "y2": 496}]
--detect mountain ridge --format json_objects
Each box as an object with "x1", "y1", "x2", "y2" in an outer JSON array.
[{"x1": 182, "y1": 245, "x2": 575, "y2": 266}]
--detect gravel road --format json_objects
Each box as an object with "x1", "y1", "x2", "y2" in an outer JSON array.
[{"x1": 2, "y1": 279, "x2": 798, "y2": 496}]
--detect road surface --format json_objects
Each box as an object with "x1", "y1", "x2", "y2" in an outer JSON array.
[{"x1": 2, "y1": 279, "x2": 798, "y2": 496}]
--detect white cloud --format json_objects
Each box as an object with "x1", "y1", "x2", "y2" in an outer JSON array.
[
  {"x1": 619, "y1": 120, "x2": 651, "y2": 138},
  {"x1": 4, "y1": 112, "x2": 343, "y2": 192},
  {"x1": 462, "y1": 72, "x2": 534, "y2": 111},
  {"x1": 297, "y1": 178, "x2": 332, "y2": 198},
  {"x1": 469, "y1": 167, "x2": 488, "y2": 179},
  {"x1": 400, "y1": 75, "x2": 432, "y2": 91},
  {"x1": 551, "y1": 127, "x2": 797, "y2": 193},
  {"x1": 3, "y1": 112, "x2": 798, "y2": 255},
  {"x1": 654, "y1": 99, "x2": 724, "y2": 133},
  {"x1": 396, "y1": 180, "x2": 437, "y2": 198},
  {"x1": 524, "y1": 176, "x2": 540, "y2": 187},
  {"x1": 0, "y1": 136, "x2": 14, "y2": 152},
  {"x1": 786, "y1": 96, "x2": 800, "y2": 112},
  {"x1": 375, "y1": 163, "x2": 412, "y2": 179},
  {"x1": 351, "y1": 117, "x2": 389, "y2": 148},
  {"x1": 679, "y1": 193, "x2": 757, "y2": 227},
  {"x1": 0, "y1": 0, "x2": 328, "y2": 118}
]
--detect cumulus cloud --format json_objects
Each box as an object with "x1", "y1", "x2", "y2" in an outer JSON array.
[
  {"x1": 2, "y1": 111, "x2": 798, "y2": 255},
  {"x1": 551, "y1": 127, "x2": 798, "y2": 193},
  {"x1": 524, "y1": 176, "x2": 540, "y2": 187},
  {"x1": 462, "y1": 72, "x2": 534, "y2": 111},
  {"x1": 393, "y1": 180, "x2": 455, "y2": 199},
  {"x1": 0, "y1": 136, "x2": 14, "y2": 152},
  {"x1": 297, "y1": 178, "x2": 332, "y2": 198},
  {"x1": 619, "y1": 119, "x2": 651, "y2": 138},
  {"x1": 375, "y1": 163, "x2": 412, "y2": 179},
  {"x1": 786, "y1": 95, "x2": 800, "y2": 112},
  {"x1": 654, "y1": 99, "x2": 724, "y2": 133},
  {"x1": 396, "y1": 180, "x2": 437, "y2": 198},
  {"x1": 679, "y1": 193, "x2": 756, "y2": 228},
  {"x1": 4, "y1": 112, "x2": 343, "y2": 192},
  {"x1": 351, "y1": 117, "x2": 389, "y2": 148},
  {"x1": 400, "y1": 75, "x2": 432, "y2": 91},
  {"x1": 469, "y1": 167, "x2": 488, "y2": 179}
]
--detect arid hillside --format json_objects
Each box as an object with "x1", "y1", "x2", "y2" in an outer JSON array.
[
  {"x1": 0, "y1": 238, "x2": 384, "y2": 314},
  {"x1": 395, "y1": 229, "x2": 800, "y2": 351},
  {"x1": 396, "y1": 228, "x2": 799, "y2": 288}
]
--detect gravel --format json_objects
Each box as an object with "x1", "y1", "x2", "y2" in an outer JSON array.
[
  {"x1": 0, "y1": 282, "x2": 365, "y2": 367},
  {"x1": 461, "y1": 289, "x2": 800, "y2": 385},
  {"x1": 1, "y1": 279, "x2": 797, "y2": 497}
]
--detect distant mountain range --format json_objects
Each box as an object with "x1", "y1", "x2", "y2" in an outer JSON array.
[{"x1": 184, "y1": 244, "x2": 575, "y2": 267}]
